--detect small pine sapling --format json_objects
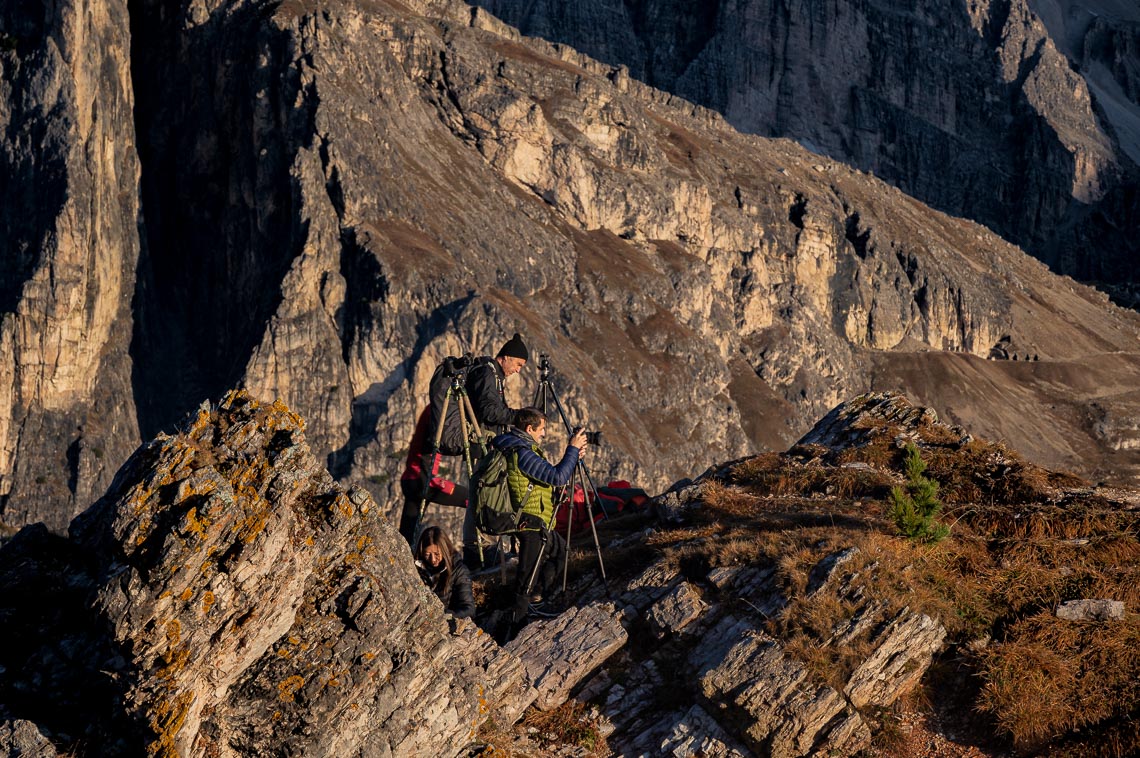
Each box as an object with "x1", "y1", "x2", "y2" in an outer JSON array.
[{"x1": 889, "y1": 443, "x2": 950, "y2": 543}]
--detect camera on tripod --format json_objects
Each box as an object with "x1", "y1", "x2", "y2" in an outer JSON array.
[{"x1": 442, "y1": 352, "x2": 474, "y2": 378}]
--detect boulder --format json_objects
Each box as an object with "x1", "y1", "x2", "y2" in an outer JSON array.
[
  {"x1": 506, "y1": 602, "x2": 628, "y2": 710},
  {"x1": 1055, "y1": 599, "x2": 1126, "y2": 622}
]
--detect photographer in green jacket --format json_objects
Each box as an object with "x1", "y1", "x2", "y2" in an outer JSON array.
[{"x1": 491, "y1": 407, "x2": 588, "y2": 629}]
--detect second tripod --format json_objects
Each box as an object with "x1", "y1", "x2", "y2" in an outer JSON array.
[{"x1": 532, "y1": 353, "x2": 607, "y2": 592}]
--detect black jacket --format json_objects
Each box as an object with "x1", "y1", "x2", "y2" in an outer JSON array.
[
  {"x1": 448, "y1": 356, "x2": 517, "y2": 440},
  {"x1": 421, "y1": 553, "x2": 475, "y2": 619}
]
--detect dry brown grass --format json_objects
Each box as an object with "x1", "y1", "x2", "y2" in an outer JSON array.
[
  {"x1": 977, "y1": 613, "x2": 1140, "y2": 753},
  {"x1": 520, "y1": 701, "x2": 611, "y2": 756},
  {"x1": 638, "y1": 441, "x2": 1140, "y2": 754}
]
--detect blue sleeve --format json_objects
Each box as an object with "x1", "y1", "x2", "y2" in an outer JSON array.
[{"x1": 515, "y1": 444, "x2": 581, "y2": 487}]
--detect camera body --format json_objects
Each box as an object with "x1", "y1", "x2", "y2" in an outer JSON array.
[
  {"x1": 574, "y1": 427, "x2": 603, "y2": 446},
  {"x1": 443, "y1": 352, "x2": 474, "y2": 378}
]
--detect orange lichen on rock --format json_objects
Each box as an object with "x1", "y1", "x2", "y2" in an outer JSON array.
[
  {"x1": 147, "y1": 690, "x2": 194, "y2": 758},
  {"x1": 278, "y1": 675, "x2": 305, "y2": 702}
]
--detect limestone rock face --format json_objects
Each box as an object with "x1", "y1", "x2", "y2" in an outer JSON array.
[
  {"x1": 122, "y1": 0, "x2": 1140, "y2": 517},
  {"x1": 0, "y1": 392, "x2": 531, "y2": 756},
  {"x1": 470, "y1": 0, "x2": 1140, "y2": 284},
  {"x1": 5, "y1": 0, "x2": 1140, "y2": 535},
  {"x1": 0, "y1": 0, "x2": 142, "y2": 530}
]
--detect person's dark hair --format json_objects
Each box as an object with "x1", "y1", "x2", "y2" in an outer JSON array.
[
  {"x1": 513, "y1": 406, "x2": 546, "y2": 433},
  {"x1": 416, "y1": 525, "x2": 455, "y2": 593}
]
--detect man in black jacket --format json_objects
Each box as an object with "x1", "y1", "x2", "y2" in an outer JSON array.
[
  {"x1": 467, "y1": 332, "x2": 528, "y2": 433},
  {"x1": 403, "y1": 334, "x2": 530, "y2": 551},
  {"x1": 459, "y1": 332, "x2": 529, "y2": 563}
]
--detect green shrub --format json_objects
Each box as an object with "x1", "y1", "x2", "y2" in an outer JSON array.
[{"x1": 890, "y1": 444, "x2": 950, "y2": 543}]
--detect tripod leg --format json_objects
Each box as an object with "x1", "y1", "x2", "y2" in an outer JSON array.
[
  {"x1": 415, "y1": 388, "x2": 452, "y2": 543},
  {"x1": 456, "y1": 394, "x2": 485, "y2": 567},
  {"x1": 577, "y1": 460, "x2": 608, "y2": 586},
  {"x1": 560, "y1": 483, "x2": 573, "y2": 595},
  {"x1": 533, "y1": 382, "x2": 545, "y2": 414},
  {"x1": 459, "y1": 393, "x2": 487, "y2": 456}
]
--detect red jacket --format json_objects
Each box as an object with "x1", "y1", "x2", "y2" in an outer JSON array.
[{"x1": 401, "y1": 407, "x2": 457, "y2": 495}]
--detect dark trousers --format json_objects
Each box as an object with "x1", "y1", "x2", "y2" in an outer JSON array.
[
  {"x1": 510, "y1": 513, "x2": 565, "y2": 622},
  {"x1": 398, "y1": 478, "x2": 468, "y2": 545}
]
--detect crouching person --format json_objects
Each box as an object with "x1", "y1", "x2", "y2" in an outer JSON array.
[
  {"x1": 493, "y1": 407, "x2": 588, "y2": 628},
  {"x1": 415, "y1": 526, "x2": 475, "y2": 619}
]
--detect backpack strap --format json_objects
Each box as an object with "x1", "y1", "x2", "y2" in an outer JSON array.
[
  {"x1": 508, "y1": 450, "x2": 537, "y2": 528},
  {"x1": 515, "y1": 482, "x2": 535, "y2": 528}
]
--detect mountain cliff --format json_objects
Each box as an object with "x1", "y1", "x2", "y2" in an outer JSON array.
[
  {"x1": 471, "y1": 0, "x2": 1140, "y2": 288},
  {"x1": 2, "y1": 0, "x2": 1140, "y2": 536}
]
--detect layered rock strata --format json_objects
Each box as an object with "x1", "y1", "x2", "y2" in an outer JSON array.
[
  {"x1": 471, "y1": 0, "x2": 1140, "y2": 285},
  {"x1": 4, "y1": 0, "x2": 1140, "y2": 535},
  {"x1": 0, "y1": 0, "x2": 141, "y2": 530},
  {"x1": 123, "y1": 0, "x2": 1140, "y2": 516}
]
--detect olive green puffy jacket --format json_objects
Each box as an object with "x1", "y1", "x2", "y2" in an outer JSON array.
[{"x1": 506, "y1": 443, "x2": 555, "y2": 527}]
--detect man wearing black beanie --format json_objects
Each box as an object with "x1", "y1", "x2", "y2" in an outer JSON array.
[{"x1": 457, "y1": 333, "x2": 529, "y2": 565}]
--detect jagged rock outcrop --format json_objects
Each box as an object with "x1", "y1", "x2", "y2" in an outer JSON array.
[
  {"x1": 0, "y1": 717, "x2": 56, "y2": 758},
  {"x1": 470, "y1": 0, "x2": 1140, "y2": 285},
  {"x1": 4, "y1": 0, "x2": 1140, "y2": 536},
  {"x1": 506, "y1": 602, "x2": 627, "y2": 710},
  {"x1": 0, "y1": 0, "x2": 142, "y2": 530},
  {"x1": 0, "y1": 392, "x2": 534, "y2": 756}
]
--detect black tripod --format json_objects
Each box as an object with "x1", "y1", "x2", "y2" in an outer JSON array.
[
  {"x1": 414, "y1": 359, "x2": 487, "y2": 558},
  {"x1": 532, "y1": 353, "x2": 607, "y2": 591}
]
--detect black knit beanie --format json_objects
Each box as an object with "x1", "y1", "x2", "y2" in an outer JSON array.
[{"x1": 497, "y1": 332, "x2": 529, "y2": 361}]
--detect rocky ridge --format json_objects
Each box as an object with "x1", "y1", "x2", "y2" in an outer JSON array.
[
  {"x1": 2, "y1": 390, "x2": 1138, "y2": 755},
  {"x1": 470, "y1": 0, "x2": 1140, "y2": 286},
  {"x1": 0, "y1": 391, "x2": 993, "y2": 757},
  {"x1": 0, "y1": 392, "x2": 535, "y2": 756},
  {"x1": 3, "y1": 0, "x2": 1140, "y2": 536}
]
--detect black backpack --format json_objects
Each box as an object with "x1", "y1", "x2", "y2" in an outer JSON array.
[
  {"x1": 472, "y1": 447, "x2": 535, "y2": 535},
  {"x1": 427, "y1": 356, "x2": 473, "y2": 456}
]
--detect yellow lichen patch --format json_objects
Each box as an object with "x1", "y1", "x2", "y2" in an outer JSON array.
[
  {"x1": 305, "y1": 536, "x2": 314, "y2": 547},
  {"x1": 337, "y1": 495, "x2": 355, "y2": 518},
  {"x1": 361, "y1": 652, "x2": 376, "y2": 662},
  {"x1": 147, "y1": 690, "x2": 194, "y2": 758},
  {"x1": 201, "y1": 591, "x2": 215, "y2": 615},
  {"x1": 157, "y1": 647, "x2": 191, "y2": 684},
  {"x1": 180, "y1": 588, "x2": 194, "y2": 602},
  {"x1": 278, "y1": 675, "x2": 305, "y2": 702},
  {"x1": 356, "y1": 535, "x2": 373, "y2": 551},
  {"x1": 166, "y1": 620, "x2": 182, "y2": 646},
  {"x1": 182, "y1": 506, "x2": 210, "y2": 541},
  {"x1": 269, "y1": 398, "x2": 305, "y2": 430}
]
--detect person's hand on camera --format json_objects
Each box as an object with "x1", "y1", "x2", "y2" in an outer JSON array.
[{"x1": 570, "y1": 428, "x2": 588, "y2": 451}]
